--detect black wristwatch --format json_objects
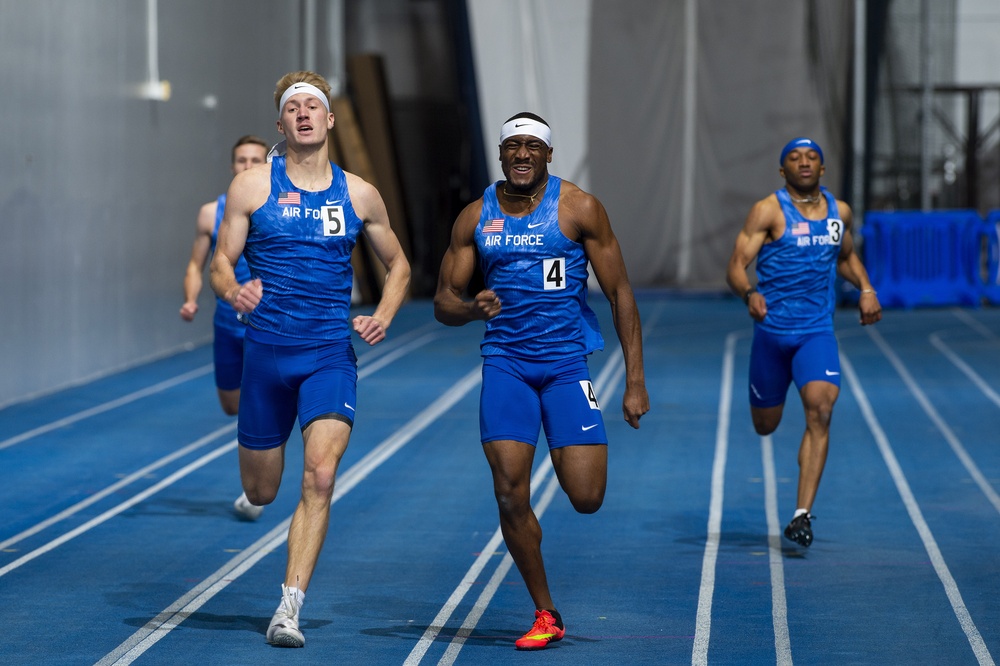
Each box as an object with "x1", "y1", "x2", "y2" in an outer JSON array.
[{"x1": 743, "y1": 287, "x2": 757, "y2": 305}]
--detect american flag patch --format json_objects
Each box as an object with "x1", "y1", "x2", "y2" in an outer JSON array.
[
  {"x1": 277, "y1": 191, "x2": 301, "y2": 205},
  {"x1": 483, "y1": 218, "x2": 504, "y2": 233},
  {"x1": 791, "y1": 221, "x2": 810, "y2": 236}
]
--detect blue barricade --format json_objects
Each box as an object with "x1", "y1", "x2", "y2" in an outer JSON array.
[
  {"x1": 859, "y1": 210, "x2": 982, "y2": 308},
  {"x1": 982, "y1": 211, "x2": 1000, "y2": 304}
]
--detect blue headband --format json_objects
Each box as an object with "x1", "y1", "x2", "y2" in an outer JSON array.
[{"x1": 779, "y1": 138, "x2": 824, "y2": 166}]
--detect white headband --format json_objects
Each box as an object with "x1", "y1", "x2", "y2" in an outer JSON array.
[
  {"x1": 499, "y1": 118, "x2": 551, "y2": 147},
  {"x1": 277, "y1": 82, "x2": 330, "y2": 119}
]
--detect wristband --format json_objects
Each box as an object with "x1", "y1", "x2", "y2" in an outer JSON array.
[
  {"x1": 743, "y1": 287, "x2": 757, "y2": 305},
  {"x1": 861, "y1": 288, "x2": 876, "y2": 295}
]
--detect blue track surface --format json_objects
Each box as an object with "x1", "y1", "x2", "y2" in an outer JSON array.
[{"x1": 1, "y1": 294, "x2": 999, "y2": 665}]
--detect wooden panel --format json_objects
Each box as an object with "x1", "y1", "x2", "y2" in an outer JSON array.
[
  {"x1": 346, "y1": 54, "x2": 413, "y2": 289},
  {"x1": 330, "y1": 96, "x2": 388, "y2": 300}
]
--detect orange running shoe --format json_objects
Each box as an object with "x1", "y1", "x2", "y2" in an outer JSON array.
[{"x1": 514, "y1": 610, "x2": 565, "y2": 650}]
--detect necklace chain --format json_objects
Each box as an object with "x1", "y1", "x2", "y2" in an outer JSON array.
[
  {"x1": 789, "y1": 193, "x2": 820, "y2": 204},
  {"x1": 503, "y1": 180, "x2": 547, "y2": 205}
]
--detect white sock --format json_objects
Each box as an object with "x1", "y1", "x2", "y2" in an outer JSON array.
[
  {"x1": 793, "y1": 508, "x2": 809, "y2": 519},
  {"x1": 279, "y1": 585, "x2": 305, "y2": 611}
]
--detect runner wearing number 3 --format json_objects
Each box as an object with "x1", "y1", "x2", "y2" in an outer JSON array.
[
  {"x1": 726, "y1": 137, "x2": 881, "y2": 549},
  {"x1": 434, "y1": 112, "x2": 649, "y2": 651}
]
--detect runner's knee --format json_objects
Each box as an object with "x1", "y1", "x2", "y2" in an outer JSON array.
[
  {"x1": 568, "y1": 490, "x2": 604, "y2": 514},
  {"x1": 244, "y1": 482, "x2": 278, "y2": 506},
  {"x1": 752, "y1": 413, "x2": 780, "y2": 435},
  {"x1": 493, "y1": 480, "x2": 531, "y2": 518}
]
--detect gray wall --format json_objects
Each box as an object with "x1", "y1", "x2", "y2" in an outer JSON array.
[
  {"x1": 589, "y1": 0, "x2": 853, "y2": 289},
  {"x1": 0, "y1": 1, "x2": 302, "y2": 406}
]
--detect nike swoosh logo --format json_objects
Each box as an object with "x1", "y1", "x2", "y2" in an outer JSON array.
[
  {"x1": 515, "y1": 122, "x2": 530, "y2": 127},
  {"x1": 581, "y1": 424, "x2": 598, "y2": 431},
  {"x1": 825, "y1": 370, "x2": 840, "y2": 376},
  {"x1": 344, "y1": 403, "x2": 356, "y2": 411},
  {"x1": 527, "y1": 222, "x2": 544, "y2": 229},
  {"x1": 325, "y1": 199, "x2": 339, "y2": 205}
]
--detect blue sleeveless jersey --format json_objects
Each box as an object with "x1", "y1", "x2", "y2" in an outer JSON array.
[
  {"x1": 211, "y1": 193, "x2": 251, "y2": 334},
  {"x1": 476, "y1": 176, "x2": 603, "y2": 359},
  {"x1": 756, "y1": 187, "x2": 843, "y2": 334},
  {"x1": 242, "y1": 156, "x2": 362, "y2": 340}
]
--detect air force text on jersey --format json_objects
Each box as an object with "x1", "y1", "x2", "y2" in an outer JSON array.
[
  {"x1": 796, "y1": 218, "x2": 843, "y2": 248},
  {"x1": 482, "y1": 233, "x2": 545, "y2": 247}
]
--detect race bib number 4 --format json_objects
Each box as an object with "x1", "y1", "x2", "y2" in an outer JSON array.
[{"x1": 543, "y1": 257, "x2": 566, "y2": 290}]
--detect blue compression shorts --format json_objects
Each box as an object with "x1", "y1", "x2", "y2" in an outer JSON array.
[
  {"x1": 480, "y1": 355, "x2": 607, "y2": 449},
  {"x1": 213, "y1": 324, "x2": 246, "y2": 391},
  {"x1": 237, "y1": 332, "x2": 358, "y2": 450},
  {"x1": 748, "y1": 327, "x2": 840, "y2": 408}
]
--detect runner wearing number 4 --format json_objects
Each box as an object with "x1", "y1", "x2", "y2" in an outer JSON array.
[
  {"x1": 726, "y1": 137, "x2": 881, "y2": 548},
  {"x1": 434, "y1": 112, "x2": 649, "y2": 651}
]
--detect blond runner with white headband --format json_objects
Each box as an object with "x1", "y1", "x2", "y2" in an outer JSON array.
[
  {"x1": 268, "y1": 82, "x2": 332, "y2": 162},
  {"x1": 277, "y1": 81, "x2": 331, "y2": 118}
]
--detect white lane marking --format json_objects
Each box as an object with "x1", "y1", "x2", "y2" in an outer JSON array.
[
  {"x1": 96, "y1": 366, "x2": 482, "y2": 666},
  {"x1": 692, "y1": 331, "x2": 739, "y2": 666},
  {"x1": 0, "y1": 366, "x2": 213, "y2": 451},
  {"x1": 0, "y1": 423, "x2": 236, "y2": 552},
  {"x1": 761, "y1": 435, "x2": 792, "y2": 665},
  {"x1": 421, "y1": 303, "x2": 667, "y2": 665},
  {"x1": 1, "y1": 326, "x2": 445, "y2": 551},
  {"x1": 929, "y1": 332, "x2": 1000, "y2": 410},
  {"x1": 868, "y1": 328, "x2": 1000, "y2": 516},
  {"x1": 0, "y1": 440, "x2": 237, "y2": 578},
  {"x1": 842, "y1": 352, "x2": 994, "y2": 666}
]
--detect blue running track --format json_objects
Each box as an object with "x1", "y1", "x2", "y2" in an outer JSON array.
[{"x1": 1, "y1": 293, "x2": 998, "y2": 665}]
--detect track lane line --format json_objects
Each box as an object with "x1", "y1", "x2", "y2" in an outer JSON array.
[
  {"x1": 430, "y1": 355, "x2": 621, "y2": 666},
  {"x1": 439, "y1": 475, "x2": 562, "y2": 665},
  {"x1": 403, "y1": 460, "x2": 553, "y2": 666},
  {"x1": 842, "y1": 352, "x2": 994, "y2": 666},
  {"x1": 0, "y1": 366, "x2": 213, "y2": 451},
  {"x1": 951, "y1": 308, "x2": 999, "y2": 341},
  {"x1": 692, "y1": 330, "x2": 739, "y2": 666},
  {"x1": 929, "y1": 332, "x2": 1000, "y2": 410},
  {"x1": 760, "y1": 435, "x2": 792, "y2": 665},
  {"x1": 416, "y1": 303, "x2": 667, "y2": 664},
  {"x1": 0, "y1": 423, "x2": 236, "y2": 552},
  {"x1": 867, "y1": 328, "x2": 1000, "y2": 516},
  {"x1": 95, "y1": 365, "x2": 482, "y2": 666},
  {"x1": 0, "y1": 327, "x2": 446, "y2": 555},
  {"x1": 0, "y1": 440, "x2": 238, "y2": 578},
  {"x1": 0, "y1": 321, "x2": 441, "y2": 453}
]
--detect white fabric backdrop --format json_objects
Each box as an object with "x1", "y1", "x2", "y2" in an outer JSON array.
[
  {"x1": 469, "y1": 0, "x2": 852, "y2": 289},
  {"x1": 468, "y1": 0, "x2": 593, "y2": 189}
]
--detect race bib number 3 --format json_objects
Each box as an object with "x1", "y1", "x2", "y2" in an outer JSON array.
[
  {"x1": 543, "y1": 257, "x2": 566, "y2": 290},
  {"x1": 826, "y1": 218, "x2": 843, "y2": 244},
  {"x1": 323, "y1": 205, "x2": 346, "y2": 237}
]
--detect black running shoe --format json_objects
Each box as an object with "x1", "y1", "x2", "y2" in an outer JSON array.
[{"x1": 783, "y1": 513, "x2": 813, "y2": 547}]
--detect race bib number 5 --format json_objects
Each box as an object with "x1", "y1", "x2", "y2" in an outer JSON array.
[{"x1": 323, "y1": 205, "x2": 346, "y2": 237}]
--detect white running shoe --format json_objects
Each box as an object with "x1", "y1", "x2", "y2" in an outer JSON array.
[
  {"x1": 233, "y1": 492, "x2": 264, "y2": 521},
  {"x1": 266, "y1": 584, "x2": 305, "y2": 648}
]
